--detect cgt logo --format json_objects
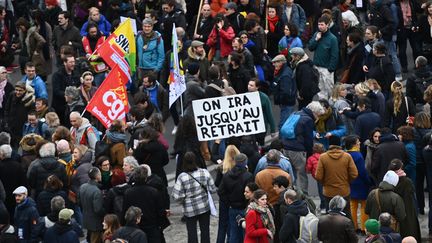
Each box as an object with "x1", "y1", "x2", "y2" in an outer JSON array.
[{"x1": 102, "y1": 89, "x2": 126, "y2": 120}]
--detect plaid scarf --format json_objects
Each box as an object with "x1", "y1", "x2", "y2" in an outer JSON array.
[{"x1": 247, "y1": 201, "x2": 275, "y2": 234}]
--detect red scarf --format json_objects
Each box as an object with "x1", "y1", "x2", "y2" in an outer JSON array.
[
  {"x1": 339, "y1": 4, "x2": 349, "y2": 12},
  {"x1": 267, "y1": 15, "x2": 279, "y2": 33}
]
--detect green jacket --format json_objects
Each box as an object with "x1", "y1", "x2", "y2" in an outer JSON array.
[
  {"x1": 259, "y1": 91, "x2": 276, "y2": 133},
  {"x1": 365, "y1": 181, "x2": 406, "y2": 222},
  {"x1": 308, "y1": 30, "x2": 339, "y2": 72}
]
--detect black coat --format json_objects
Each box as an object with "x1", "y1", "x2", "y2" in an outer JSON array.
[
  {"x1": 122, "y1": 183, "x2": 165, "y2": 229},
  {"x1": 0, "y1": 82, "x2": 14, "y2": 119},
  {"x1": 51, "y1": 67, "x2": 80, "y2": 125},
  {"x1": 0, "y1": 158, "x2": 26, "y2": 220},
  {"x1": 419, "y1": 14, "x2": 432, "y2": 44},
  {"x1": 228, "y1": 65, "x2": 251, "y2": 94},
  {"x1": 36, "y1": 189, "x2": 67, "y2": 217},
  {"x1": 132, "y1": 140, "x2": 169, "y2": 186},
  {"x1": 384, "y1": 96, "x2": 415, "y2": 133},
  {"x1": 344, "y1": 43, "x2": 365, "y2": 84},
  {"x1": 112, "y1": 224, "x2": 148, "y2": 243},
  {"x1": 369, "y1": 0, "x2": 396, "y2": 41},
  {"x1": 28, "y1": 157, "x2": 67, "y2": 197},
  {"x1": 43, "y1": 222, "x2": 79, "y2": 243},
  {"x1": 295, "y1": 59, "x2": 319, "y2": 101},
  {"x1": 266, "y1": 20, "x2": 284, "y2": 58},
  {"x1": 406, "y1": 66, "x2": 432, "y2": 105},
  {"x1": 371, "y1": 134, "x2": 409, "y2": 182},
  {"x1": 4, "y1": 92, "x2": 34, "y2": 144},
  {"x1": 187, "y1": 15, "x2": 214, "y2": 43},
  {"x1": 279, "y1": 200, "x2": 309, "y2": 243},
  {"x1": 367, "y1": 55, "x2": 395, "y2": 93},
  {"x1": 217, "y1": 166, "x2": 253, "y2": 209}
]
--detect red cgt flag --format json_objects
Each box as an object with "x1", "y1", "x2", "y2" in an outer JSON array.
[{"x1": 86, "y1": 65, "x2": 129, "y2": 128}]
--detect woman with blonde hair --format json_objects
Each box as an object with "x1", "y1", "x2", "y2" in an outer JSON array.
[
  {"x1": 330, "y1": 83, "x2": 354, "y2": 135},
  {"x1": 365, "y1": 79, "x2": 385, "y2": 118},
  {"x1": 215, "y1": 144, "x2": 240, "y2": 243},
  {"x1": 384, "y1": 81, "x2": 416, "y2": 133}
]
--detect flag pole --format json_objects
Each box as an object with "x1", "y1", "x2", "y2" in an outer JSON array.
[
  {"x1": 180, "y1": 94, "x2": 184, "y2": 117},
  {"x1": 193, "y1": 0, "x2": 204, "y2": 38}
]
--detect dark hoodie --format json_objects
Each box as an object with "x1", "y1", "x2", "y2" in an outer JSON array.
[
  {"x1": 28, "y1": 156, "x2": 67, "y2": 197},
  {"x1": 43, "y1": 221, "x2": 79, "y2": 243},
  {"x1": 217, "y1": 165, "x2": 253, "y2": 209},
  {"x1": 279, "y1": 200, "x2": 309, "y2": 243},
  {"x1": 112, "y1": 223, "x2": 148, "y2": 243},
  {"x1": 406, "y1": 65, "x2": 432, "y2": 105}
]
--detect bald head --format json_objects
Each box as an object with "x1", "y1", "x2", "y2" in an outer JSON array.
[
  {"x1": 402, "y1": 237, "x2": 417, "y2": 243},
  {"x1": 69, "y1": 112, "x2": 82, "y2": 128}
]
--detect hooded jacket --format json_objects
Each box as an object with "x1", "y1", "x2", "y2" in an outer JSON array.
[
  {"x1": 315, "y1": 145, "x2": 358, "y2": 197},
  {"x1": 293, "y1": 54, "x2": 319, "y2": 101},
  {"x1": 365, "y1": 181, "x2": 406, "y2": 222},
  {"x1": 183, "y1": 47, "x2": 210, "y2": 82},
  {"x1": 70, "y1": 118, "x2": 98, "y2": 150},
  {"x1": 112, "y1": 224, "x2": 148, "y2": 243},
  {"x1": 14, "y1": 197, "x2": 39, "y2": 242},
  {"x1": 27, "y1": 156, "x2": 67, "y2": 196},
  {"x1": 137, "y1": 31, "x2": 165, "y2": 71},
  {"x1": 43, "y1": 221, "x2": 79, "y2": 243},
  {"x1": 279, "y1": 200, "x2": 309, "y2": 243},
  {"x1": 80, "y1": 14, "x2": 111, "y2": 36},
  {"x1": 282, "y1": 107, "x2": 315, "y2": 155},
  {"x1": 406, "y1": 65, "x2": 432, "y2": 105},
  {"x1": 217, "y1": 166, "x2": 253, "y2": 209}
]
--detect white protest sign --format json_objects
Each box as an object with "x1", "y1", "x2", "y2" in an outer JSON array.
[{"x1": 192, "y1": 92, "x2": 266, "y2": 141}]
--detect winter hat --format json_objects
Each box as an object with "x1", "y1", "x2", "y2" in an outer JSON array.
[
  {"x1": 328, "y1": 136, "x2": 341, "y2": 146},
  {"x1": 224, "y1": 2, "x2": 237, "y2": 10},
  {"x1": 56, "y1": 139, "x2": 71, "y2": 154},
  {"x1": 58, "y1": 208, "x2": 74, "y2": 221},
  {"x1": 191, "y1": 40, "x2": 204, "y2": 47},
  {"x1": 383, "y1": 170, "x2": 399, "y2": 187},
  {"x1": 45, "y1": 0, "x2": 58, "y2": 6},
  {"x1": 187, "y1": 63, "x2": 200, "y2": 75},
  {"x1": 234, "y1": 153, "x2": 248, "y2": 168},
  {"x1": 365, "y1": 219, "x2": 380, "y2": 235},
  {"x1": 20, "y1": 134, "x2": 44, "y2": 152},
  {"x1": 290, "y1": 47, "x2": 305, "y2": 57}
]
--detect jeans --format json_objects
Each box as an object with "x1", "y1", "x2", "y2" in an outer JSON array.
[
  {"x1": 216, "y1": 201, "x2": 230, "y2": 243},
  {"x1": 228, "y1": 208, "x2": 244, "y2": 243},
  {"x1": 383, "y1": 40, "x2": 401, "y2": 75},
  {"x1": 279, "y1": 105, "x2": 295, "y2": 130},
  {"x1": 283, "y1": 150, "x2": 308, "y2": 193},
  {"x1": 185, "y1": 211, "x2": 210, "y2": 243},
  {"x1": 317, "y1": 182, "x2": 326, "y2": 210}
]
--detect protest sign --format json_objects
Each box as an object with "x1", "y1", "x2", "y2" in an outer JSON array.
[{"x1": 192, "y1": 92, "x2": 265, "y2": 141}]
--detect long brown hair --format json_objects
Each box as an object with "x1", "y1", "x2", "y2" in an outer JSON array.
[
  {"x1": 103, "y1": 214, "x2": 120, "y2": 239},
  {"x1": 390, "y1": 81, "x2": 404, "y2": 116}
]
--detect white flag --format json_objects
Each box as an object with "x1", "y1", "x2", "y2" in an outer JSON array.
[{"x1": 168, "y1": 24, "x2": 187, "y2": 108}]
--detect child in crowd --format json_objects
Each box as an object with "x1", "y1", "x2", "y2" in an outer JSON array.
[{"x1": 306, "y1": 143, "x2": 326, "y2": 213}]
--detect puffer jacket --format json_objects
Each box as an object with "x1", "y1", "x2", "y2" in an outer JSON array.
[
  {"x1": 80, "y1": 14, "x2": 111, "y2": 36},
  {"x1": 14, "y1": 197, "x2": 40, "y2": 243},
  {"x1": 27, "y1": 156, "x2": 67, "y2": 196}
]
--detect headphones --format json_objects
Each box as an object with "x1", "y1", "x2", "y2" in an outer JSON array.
[{"x1": 80, "y1": 71, "x2": 94, "y2": 84}]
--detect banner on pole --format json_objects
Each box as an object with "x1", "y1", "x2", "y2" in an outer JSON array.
[
  {"x1": 168, "y1": 24, "x2": 186, "y2": 108},
  {"x1": 192, "y1": 92, "x2": 265, "y2": 141}
]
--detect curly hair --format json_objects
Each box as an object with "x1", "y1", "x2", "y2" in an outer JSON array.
[
  {"x1": 397, "y1": 126, "x2": 415, "y2": 141},
  {"x1": 391, "y1": 81, "x2": 404, "y2": 116}
]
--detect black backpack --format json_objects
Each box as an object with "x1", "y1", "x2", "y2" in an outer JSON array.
[{"x1": 415, "y1": 76, "x2": 432, "y2": 97}]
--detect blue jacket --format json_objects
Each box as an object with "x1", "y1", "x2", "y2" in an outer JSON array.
[
  {"x1": 254, "y1": 156, "x2": 296, "y2": 182},
  {"x1": 404, "y1": 142, "x2": 416, "y2": 184},
  {"x1": 348, "y1": 151, "x2": 371, "y2": 200},
  {"x1": 308, "y1": 30, "x2": 339, "y2": 72},
  {"x1": 282, "y1": 108, "x2": 315, "y2": 155},
  {"x1": 22, "y1": 121, "x2": 50, "y2": 139},
  {"x1": 281, "y1": 3, "x2": 306, "y2": 33},
  {"x1": 272, "y1": 64, "x2": 296, "y2": 106},
  {"x1": 137, "y1": 31, "x2": 165, "y2": 71},
  {"x1": 354, "y1": 109, "x2": 381, "y2": 143},
  {"x1": 43, "y1": 222, "x2": 79, "y2": 243},
  {"x1": 80, "y1": 15, "x2": 111, "y2": 36},
  {"x1": 14, "y1": 197, "x2": 40, "y2": 243},
  {"x1": 278, "y1": 36, "x2": 303, "y2": 51},
  {"x1": 21, "y1": 75, "x2": 48, "y2": 99}
]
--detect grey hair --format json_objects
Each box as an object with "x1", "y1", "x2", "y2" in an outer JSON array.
[
  {"x1": 39, "y1": 142, "x2": 56, "y2": 157},
  {"x1": 50, "y1": 196, "x2": 65, "y2": 212},
  {"x1": 64, "y1": 86, "x2": 80, "y2": 101},
  {"x1": 123, "y1": 156, "x2": 139, "y2": 168},
  {"x1": 283, "y1": 189, "x2": 297, "y2": 201},
  {"x1": 379, "y1": 212, "x2": 392, "y2": 227},
  {"x1": 0, "y1": 144, "x2": 12, "y2": 158},
  {"x1": 176, "y1": 27, "x2": 185, "y2": 39},
  {"x1": 124, "y1": 206, "x2": 142, "y2": 224},
  {"x1": 140, "y1": 164, "x2": 152, "y2": 176},
  {"x1": 329, "y1": 195, "x2": 346, "y2": 211},
  {"x1": 415, "y1": 56, "x2": 428, "y2": 68},
  {"x1": 306, "y1": 101, "x2": 325, "y2": 116},
  {"x1": 0, "y1": 132, "x2": 11, "y2": 145},
  {"x1": 266, "y1": 149, "x2": 281, "y2": 164}
]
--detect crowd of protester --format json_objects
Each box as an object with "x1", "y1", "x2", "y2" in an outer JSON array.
[{"x1": 0, "y1": 0, "x2": 432, "y2": 242}]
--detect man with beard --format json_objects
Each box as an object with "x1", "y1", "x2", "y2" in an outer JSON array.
[
  {"x1": 52, "y1": 11, "x2": 82, "y2": 65},
  {"x1": 183, "y1": 40, "x2": 210, "y2": 82},
  {"x1": 81, "y1": 23, "x2": 107, "y2": 86},
  {"x1": 187, "y1": 3, "x2": 214, "y2": 43},
  {"x1": 159, "y1": 0, "x2": 186, "y2": 52},
  {"x1": 12, "y1": 186, "x2": 39, "y2": 242},
  {"x1": 232, "y1": 37, "x2": 254, "y2": 76},
  {"x1": 51, "y1": 55, "x2": 80, "y2": 125}
]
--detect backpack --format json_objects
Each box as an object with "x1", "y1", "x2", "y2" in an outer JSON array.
[
  {"x1": 281, "y1": 112, "x2": 301, "y2": 139},
  {"x1": 208, "y1": 82, "x2": 236, "y2": 96},
  {"x1": 414, "y1": 76, "x2": 432, "y2": 97},
  {"x1": 297, "y1": 209, "x2": 319, "y2": 243}
]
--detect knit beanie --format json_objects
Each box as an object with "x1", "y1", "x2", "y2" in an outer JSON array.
[{"x1": 365, "y1": 219, "x2": 380, "y2": 235}]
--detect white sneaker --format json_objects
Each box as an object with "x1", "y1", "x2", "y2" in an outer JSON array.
[{"x1": 171, "y1": 126, "x2": 178, "y2": 135}]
